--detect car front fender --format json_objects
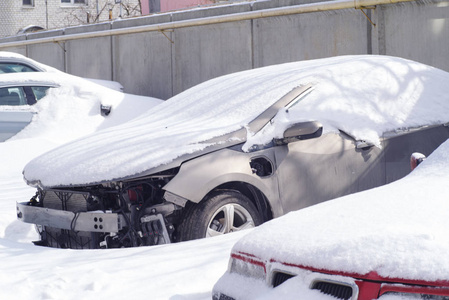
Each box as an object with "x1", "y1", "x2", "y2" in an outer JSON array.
[{"x1": 162, "y1": 147, "x2": 282, "y2": 216}]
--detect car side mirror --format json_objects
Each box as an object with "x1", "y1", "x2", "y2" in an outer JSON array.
[
  {"x1": 101, "y1": 104, "x2": 112, "y2": 116},
  {"x1": 274, "y1": 121, "x2": 323, "y2": 145}
]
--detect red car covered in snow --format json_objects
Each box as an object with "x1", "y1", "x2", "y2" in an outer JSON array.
[{"x1": 213, "y1": 147, "x2": 449, "y2": 300}]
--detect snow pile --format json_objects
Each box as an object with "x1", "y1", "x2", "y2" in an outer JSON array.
[
  {"x1": 23, "y1": 55, "x2": 449, "y2": 187},
  {"x1": 232, "y1": 137, "x2": 449, "y2": 282}
]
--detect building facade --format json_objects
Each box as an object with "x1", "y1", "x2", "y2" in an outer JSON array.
[
  {"x1": 142, "y1": 0, "x2": 235, "y2": 14},
  {"x1": 0, "y1": 0, "x2": 141, "y2": 38}
]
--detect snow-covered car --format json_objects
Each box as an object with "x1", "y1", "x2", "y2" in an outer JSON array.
[
  {"x1": 0, "y1": 51, "x2": 124, "y2": 92},
  {"x1": 16, "y1": 55, "x2": 449, "y2": 249},
  {"x1": 0, "y1": 72, "x2": 163, "y2": 143},
  {"x1": 212, "y1": 140, "x2": 449, "y2": 300}
]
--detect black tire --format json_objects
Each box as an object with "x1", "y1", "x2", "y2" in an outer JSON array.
[{"x1": 177, "y1": 191, "x2": 263, "y2": 242}]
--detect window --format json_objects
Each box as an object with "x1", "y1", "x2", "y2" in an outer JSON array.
[
  {"x1": 61, "y1": 0, "x2": 87, "y2": 4},
  {"x1": 0, "y1": 63, "x2": 38, "y2": 74},
  {"x1": 22, "y1": 0, "x2": 34, "y2": 6},
  {"x1": 0, "y1": 87, "x2": 27, "y2": 106},
  {"x1": 30, "y1": 86, "x2": 51, "y2": 102},
  {"x1": 0, "y1": 86, "x2": 52, "y2": 106}
]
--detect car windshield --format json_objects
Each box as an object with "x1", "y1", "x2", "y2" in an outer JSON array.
[
  {"x1": 247, "y1": 83, "x2": 314, "y2": 135},
  {"x1": 0, "y1": 63, "x2": 37, "y2": 74}
]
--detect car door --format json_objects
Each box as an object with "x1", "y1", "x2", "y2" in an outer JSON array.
[
  {"x1": 0, "y1": 86, "x2": 33, "y2": 141},
  {"x1": 274, "y1": 131, "x2": 386, "y2": 213},
  {"x1": 0, "y1": 85, "x2": 51, "y2": 142},
  {"x1": 0, "y1": 111, "x2": 34, "y2": 141}
]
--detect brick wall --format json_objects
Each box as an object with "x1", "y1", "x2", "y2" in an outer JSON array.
[
  {"x1": 160, "y1": 0, "x2": 216, "y2": 12},
  {"x1": 0, "y1": 0, "x2": 141, "y2": 38}
]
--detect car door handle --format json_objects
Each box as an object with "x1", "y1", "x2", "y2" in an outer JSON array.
[{"x1": 356, "y1": 140, "x2": 374, "y2": 150}]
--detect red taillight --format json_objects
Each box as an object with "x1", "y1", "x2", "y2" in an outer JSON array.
[{"x1": 410, "y1": 152, "x2": 426, "y2": 171}]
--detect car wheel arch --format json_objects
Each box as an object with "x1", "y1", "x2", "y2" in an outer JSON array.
[{"x1": 205, "y1": 182, "x2": 273, "y2": 223}]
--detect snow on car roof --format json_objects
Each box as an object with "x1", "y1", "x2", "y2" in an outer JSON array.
[
  {"x1": 0, "y1": 72, "x2": 61, "y2": 88},
  {"x1": 231, "y1": 138, "x2": 449, "y2": 283},
  {"x1": 23, "y1": 55, "x2": 449, "y2": 187}
]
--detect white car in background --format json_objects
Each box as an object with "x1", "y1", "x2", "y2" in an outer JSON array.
[
  {"x1": 0, "y1": 54, "x2": 43, "y2": 73},
  {"x1": 0, "y1": 71, "x2": 162, "y2": 143},
  {"x1": 0, "y1": 51, "x2": 124, "y2": 92}
]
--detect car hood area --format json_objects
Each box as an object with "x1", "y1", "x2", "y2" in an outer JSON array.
[
  {"x1": 23, "y1": 55, "x2": 449, "y2": 188},
  {"x1": 230, "y1": 137, "x2": 449, "y2": 283}
]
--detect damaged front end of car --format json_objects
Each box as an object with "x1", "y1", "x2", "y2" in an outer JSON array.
[
  {"x1": 16, "y1": 168, "x2": 187, "y2": 249},
  {"x1": 16, "y1": 84, "x2": 318, "y2": 250}
]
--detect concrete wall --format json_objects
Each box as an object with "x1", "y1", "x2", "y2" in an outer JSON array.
[
  {"x1": 112, "y1": 15, "x2": 173, "y2": 99},
  {"x1": 377, "y1": 1, "x2": 449, "y2": 72},
  {"x1": 27, "y1": 29, "x2": 66, "y2": 71},
  {"x1": 0, "y1": 0, "x2": 448, "y2": 100}
]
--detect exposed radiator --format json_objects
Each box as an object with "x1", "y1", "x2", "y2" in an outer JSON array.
[
  {"x1": 40, "y1": 190, "x2": 100, "y2": 249},
  {"x1": 42, "y1": 190, "x2": 89, "y2": 212}
]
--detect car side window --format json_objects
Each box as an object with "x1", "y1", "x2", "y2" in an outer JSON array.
[
  {"x1": 0, "y1": 87, "x2": 27, "y2": 106},
  {"x1": 21, "y1": 86, "x2": 51, "y2": 105},
  {"x1": 0, "y1": 63, "x2": 37, "y2": 73},
  {"x1": 31, "y1": 86, "x2": 51, "y2": 101}
]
